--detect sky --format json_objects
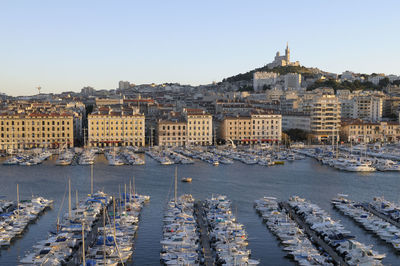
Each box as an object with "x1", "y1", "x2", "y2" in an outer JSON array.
[{"x1": 1, "y1": 0, "x2": 399, "y2": 96}]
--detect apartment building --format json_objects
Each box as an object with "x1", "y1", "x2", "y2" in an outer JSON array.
[
  {"x1": 0, "y1": 112, "x2": 74, "y2": 151},
  {"x1": 220, "y1": 112, "x2": 282, "y2": 144},
  {"x1": 352, "y1": 95, "x2": 383, "y2": 122},
  {"x1": 220, "y1": 116, "x2": 251, "y2": 143},
  {"x1": 157, "y1": 120, "x2": 187, "y2": 147},
  {"x1": 88, "y1": 107, "x2": 145, "y2": 147},
  {"x1": 381, "y1": 121, "x2": 400, "y2": 142},
  {"x1": 310, "y1": 95, "x2": 341, "y2": 142},
  {"x1": 251, "y1": 112, "x2": 282, "y2": 142},
  {"x1": 284, "y1": 73, "x2": 302, "y2": 89},
  {"x1": 340, "y1": 119, "x2": 400, "y2": 143},
  {"x1": 184, "y1": 108, "x2": 213, "y2": 146},
  {"x1": 253, "y1": 71, "x2": 278, "y2": 91}
]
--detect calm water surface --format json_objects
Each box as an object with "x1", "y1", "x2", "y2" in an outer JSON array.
[{"x1": 0, "y1": 155, "x2": 399, "y2": 265}]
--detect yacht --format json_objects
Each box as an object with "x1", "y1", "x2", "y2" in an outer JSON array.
[
  {"x1": 342, "y1": 162, "x2": 376, "y2": 172},
  {"x1": 375, "y1": 160, "x2": 400, "y2": 171},
  {"x1": 286, "y1": 153, "x2": 295, "y2": 161}
]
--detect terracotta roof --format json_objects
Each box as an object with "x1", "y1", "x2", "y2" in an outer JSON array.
[
  {"x1": 341, "y1": 118, "x2": 380, "y2": 126},
  {"x1": 123, "y1": 99, "x2": 154, "y2": 103}
]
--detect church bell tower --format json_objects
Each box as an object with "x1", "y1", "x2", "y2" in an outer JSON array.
[{"x1": 285, "y1": 42, "x2": 290, "y2": 63}]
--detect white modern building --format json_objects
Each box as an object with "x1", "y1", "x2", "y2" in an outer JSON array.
[
  {"x1": 368, "y1": 74, "x2": 385, "y2": 85},
  {"x1": 253, "y1": 71, "x2": 278, "y2": 91},
  {"x1": 284, "y1": 73, "x2": 302, "y2": 89},
  {"x1": 118, "y1": 81, "x2": 131, "y2": 90},
  {"x1": 352, "y1": 95, "x2": 383, "y2": 122}
]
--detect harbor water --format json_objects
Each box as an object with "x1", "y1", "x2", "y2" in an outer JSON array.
[{"x1": 0, "y1": 155, "x2": 400, "y2": 265}]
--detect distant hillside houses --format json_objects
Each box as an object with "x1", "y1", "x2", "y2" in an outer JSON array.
[{"x1": 253, "y1": 71, "x2": 302, "y2": 91}]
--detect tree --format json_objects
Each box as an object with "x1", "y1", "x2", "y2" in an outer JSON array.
[
  {"x1": 284, "y1": 129, "x2": 309, "y2": 142},
  {"x1": 392, "y1": 80, "x2": 400, "y2": 86},
  {"x1": 262, "y1": 84, "x2": 272, "y2": 91},
  {"x1": 238, "y1": 86, "x2": 254, "y2": 92},
  {"x1": 378, "y1": 77, "x2": 390, "y2": 88}
]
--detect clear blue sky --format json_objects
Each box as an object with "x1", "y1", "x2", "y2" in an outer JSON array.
[{"x1": 1, "y1": 0, "x2": 399, "y2": 96}]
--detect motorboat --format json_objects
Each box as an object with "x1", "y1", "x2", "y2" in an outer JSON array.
[
  {"x1": 181, "y1": 177, "x2": 192, "y2": 183},
  {"x1": 342, "y1": 162, "x2": 376, "y2": 172}
]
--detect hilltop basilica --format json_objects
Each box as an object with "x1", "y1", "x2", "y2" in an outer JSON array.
[{"x1": 267, "y1": 43, "x2": 300, "y2": 69}]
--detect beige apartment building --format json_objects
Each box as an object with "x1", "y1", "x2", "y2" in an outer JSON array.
[
  {"x1": 0, "y1": 112, "x2": 74, "y2": 151},
  {"x1": 220, "y1": 112, "x2": 282, "y2": 144},
  {"x1": 340, "y1": 119, "x2": 400, "y2": 143},
  {"x1": 157, "y1": 120, "x2": 187, "y2": 147},
  {"x1": 381, "y1": 121, "x2": 400, "y2": 142},
  {"x1": 310, "y1": 95, "x2": 341, "y2": 142},
  {"x1": 184, "y1": 108, "x2": 213, "y2": 146},
  {"x1": 340, "y1": 119, "x2": 380, "y2": 143},
  {"x1": 88, "y1": 108, "x2": 145, "y2": 147},
  {"x1": 221, "y1": 116, "x2": 252, "y2": 143}
]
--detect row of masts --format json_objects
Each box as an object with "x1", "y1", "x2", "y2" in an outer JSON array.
[
  {"x1": 66, "y1": 164, "x2": 136, "y2": 265},
  {"x1": 15, "y1": 163, "x2": 139, "y2": 265}
]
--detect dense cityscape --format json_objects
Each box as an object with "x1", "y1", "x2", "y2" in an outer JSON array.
[
  {"x1": 1, "y1": 1, "x2": 400, "y2": 265},
  {"x1": 0, "y1": 44, "x2": 400, "y2": 265},
  {"x1": 1, "y1": 44, "x2": 400, "y2": 153}
]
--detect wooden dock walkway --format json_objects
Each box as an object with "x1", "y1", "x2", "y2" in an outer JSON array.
[
  {"x1": 362, "y1": 203, "x2": 400, "y2": 228},
  {"x1": 194, "y1": 201, "x2": 214, "y2": 266},
  {"x1": 280, "y1": 202, "x2": 348, "y2": 266}
]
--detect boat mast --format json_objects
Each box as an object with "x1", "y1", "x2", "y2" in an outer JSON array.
[
  {"x1": 336, "y1": 126, "x2": 339, "y2": 159},
  {"x1": 16, "y1": 184, "x2": 19, "y2": 219},
  {"x1": 113, "y1": 196, "x2": 116, "y2": 233},
  {"x1": 124, "y1": 184, "x2": 127, "y2": 213},
  {"x1": 90, "y1": 164, "x2": 93, "y2": 195},
  {"x1": 76, "y1": 190, "x2": 78, "y2": 209},
  {"x1": 103, "y1": 205, "x2": 106, "y2": 265},
  {"x1": 331, "y1": 124, "x2": 334, "y2": 155},
  {"x1": 82, "y1": 220, "x2": 85, "y2": 266},
  {"x1": 119, "y1": 185, "x2": 122, "y2": 215},
  {"x1": 129, "y1": 179, "x2": 132, "y2": 203},
  {"x1": 112, "y1": 195, "x2": 124, "y2": 266},
  {"x1": 350, "y1": 137, "x2": 352, "y2": 155},
  {"x1": 132, "y1": 176, "x2": 135, "y2": 200},
  {"x1": 213, "y1": 127, "x2": 217, "y2": 146},
  {"x1": 174, "y1": 166, "x2": 177, "y2": 204},
  {"x1": 68, "y1": 178, "x2": 71, "y2": 219}
]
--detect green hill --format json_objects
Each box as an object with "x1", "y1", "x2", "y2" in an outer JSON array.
[{"x1": 222, "y1": 65, "x2": 318, "y2": 83}]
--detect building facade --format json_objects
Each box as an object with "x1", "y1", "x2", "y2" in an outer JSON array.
[
  {"x1": 352, "y1": 95, "x2": 383, "y2": 122},
  {"x1": 88, "y1": 108, "x2": 145, "y2": 147},
  {"x1": 310, "y1": 95, "x2": 341, "y2": 142},
  {"x1": 184, "y1": 108, "x2": 213, "y2": 146},
  {"x1": 253, "y1": 71, "x2": 278, "y2": 91},
  {"x1": 340, "y1": 119, "x2": 400, "y2": 143},
  {"x1": 0, "y1": 113, "x2": 74, "y2": 151},
  {"x1": 220, "y1": 113, "x2": 282, "y2": 144},
  {"x1": 284, "y1": 73, "x2": 302, "y2": 89},
  {"x1": 157, "y1": 120, "x2": 187, "y2": 147}
]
